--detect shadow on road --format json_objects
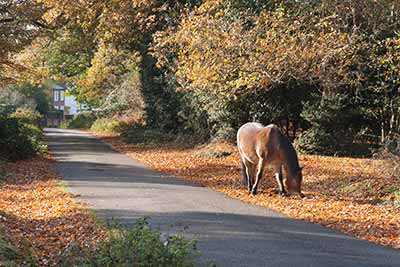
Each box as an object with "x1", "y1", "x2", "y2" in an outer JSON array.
[{"x1": 44, "y1": 128, "x2": 400, "y2": 267}]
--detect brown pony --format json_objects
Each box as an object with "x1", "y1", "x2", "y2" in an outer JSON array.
[{"x1": 237, "y1": 122, "x2": 304, "y2": 197}]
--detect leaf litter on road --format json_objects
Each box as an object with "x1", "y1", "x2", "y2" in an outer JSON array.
[
  {"x1": 98, "y1": 134, "x2": 400, "y2": 249},
  {"x1": 0, "y1": 155, "x2": 104, "y2": 266}
]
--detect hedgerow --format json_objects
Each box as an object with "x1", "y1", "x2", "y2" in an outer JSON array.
[{"x1": 0, "y1": 106, "x2": 46, "y2": 161}]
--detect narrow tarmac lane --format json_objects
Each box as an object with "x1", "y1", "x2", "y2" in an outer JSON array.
[{"x1": 45, "y1": 128, "x2": 400, "y2": 267}]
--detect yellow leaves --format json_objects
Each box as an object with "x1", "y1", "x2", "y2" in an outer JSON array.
[
  {"x1": 151, "y1": 0, "x2": 368, "y2": 97},
  {"x1": 214, "y1": 10, "x2": 224, "y2": 18}
]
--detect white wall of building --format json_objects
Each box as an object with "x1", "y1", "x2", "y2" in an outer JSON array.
[{"x1": 64, "y1": 94, "x2": 78, "y2": 115}]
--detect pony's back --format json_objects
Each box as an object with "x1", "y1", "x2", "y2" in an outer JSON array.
[
  {"x1": 237, "y1": 122, "x2": 264, "y2": 150},
  {"x1": 237, "y1": 123, "x2": 280, "y2": 163}
]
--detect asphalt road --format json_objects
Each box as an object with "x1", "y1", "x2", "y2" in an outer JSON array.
[{"x1": 45, "y1": 128, "x2": 400, "y2": 267}]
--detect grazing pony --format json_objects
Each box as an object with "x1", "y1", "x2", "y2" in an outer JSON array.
[{"x1": 237, "y1": 122, "x2": 304, "y2": 197}]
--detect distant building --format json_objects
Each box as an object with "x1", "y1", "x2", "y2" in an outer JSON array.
[
  {"x1": 45, "y1": 82, "x2": 79, "y2": 127},
  {"x1": 65, "y1": 94, "x2": 78, "y2": 115}
]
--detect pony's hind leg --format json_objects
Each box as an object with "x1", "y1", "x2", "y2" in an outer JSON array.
[
  {"x1": 240, "y1": 159, "x2": 248, "y2": 186},
  {"x1": 274, "y1": 165, "x2": 286, "y2": 196},
  {"x1": 243, "y1": 159, "x2": 254, "y2": 193},
  {"x1": 251, "y1": 158, "x2": 265, "y2": 195}
]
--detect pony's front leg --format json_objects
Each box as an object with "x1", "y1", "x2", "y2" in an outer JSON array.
[
  {"x1": 274, "y1": 165, "x2": 286, "y2": 196},
  {"x1": 251, "y1": 159, "x2": 265, "y2": 195}
]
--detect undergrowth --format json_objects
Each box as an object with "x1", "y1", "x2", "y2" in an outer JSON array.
[
  {"x1": 0, "y1": 229, "x2": 37, "y2": 267},
  {"x1": 56, "y1": 218, "x2": 198, "y2": 267}
]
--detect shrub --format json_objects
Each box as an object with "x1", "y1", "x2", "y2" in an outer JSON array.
[
  {"x1": 11, "y1": 107, "x2": 42, "y2": 127},
  {"x1": 90, "y1": 117, "x2": 122, "y2": 133},
  {"x1": 297, "y1": 93, "x2": 361, "y2": 156},
  {"x1": 120, "y1": 123, "x2": 176, "y2": 144},
  {"x1": 0, "y1": 229, "x2": 37, "y2": 267},
  {"x1": 61, "y1": 111, "x2": 96, "y2": 129},
  {"x1": 194, "y1": 142, "x2": 234, "y2": 159},
  {"x1": 0, "y1": 106, "x2": 46, "y2": 161},
  {"x1": 58, "y1": 119, "x2": 70, "y2": 129},
  {"x1": 0, "y1": 119, "x2": 46, "y2": 161},
  {"x1": 0, "y1": 87, "x2": 36, "y2": 111},
  {"x1": 385, "y1": 134, "x2": 400, "y2": 156},
  {"x1": 56, "y1": 219, "x2": 198, "y2": 267}
]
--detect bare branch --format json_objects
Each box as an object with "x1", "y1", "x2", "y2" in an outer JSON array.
[{"x1": 0, "y1": 17, "x2": 14, "y2": 24}]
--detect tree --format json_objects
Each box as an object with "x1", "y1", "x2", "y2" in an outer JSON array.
[
  {"x1": 0, "y1": 0, "x2": 48, "y2": 84},
  {"x1": 0, "y1": 84, "x2": 50, "y2": 114},
  {"x1": 27, "y1": 0, "x2": 203, "y2": 128},
  {"x1": 6, "y1": 0, "x2": 399, "y2": 155}
]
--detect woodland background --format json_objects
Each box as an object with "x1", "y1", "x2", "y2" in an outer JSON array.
[{"x1": 0, "y1": 0, "x2": 400, "y2": 157}]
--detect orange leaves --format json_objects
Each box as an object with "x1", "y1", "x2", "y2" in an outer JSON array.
[
  {"x1": 100, "y1": 134, "x2": 400, "y2": 249},
  {"x1": 0, "y1": 156, "x2": 104, "y2": 266}
]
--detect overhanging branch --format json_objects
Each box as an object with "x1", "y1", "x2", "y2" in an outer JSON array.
[
  {"x1": 31, "y1": 19, "x2": 54, "y2": 30},
  {"x1": 0, "y1": 17, "x2": 14, "y2": 24}
]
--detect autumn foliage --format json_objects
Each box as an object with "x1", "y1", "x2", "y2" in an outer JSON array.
[
  {"x1": 99, "y1": 134, "x2": 400, "y2": 249},
  {"x1": 0, "y1": 156, "x2": 104, "y2": 266},
  {"x1": 151, "y1": 0, "x2": 400, "y2": 150},
  {"x1": 4, "y1": 0, "x2": 398, "y2": 154}
]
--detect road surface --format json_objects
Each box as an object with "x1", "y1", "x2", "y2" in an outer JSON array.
[{"x1": 45, "y1": 128, "x2": 400, "y2": 267}]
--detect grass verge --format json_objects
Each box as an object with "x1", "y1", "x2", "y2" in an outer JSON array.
[{"x1": 57, "y1": 218, "x2": 198, "y2": 267}]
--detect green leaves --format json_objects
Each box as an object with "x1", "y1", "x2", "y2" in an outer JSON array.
[
  {"x1": 57, "y1": 219, "x2": 198, "y2": 267},
  {"x1": 0, "y1": 107, "x2": 46, "y2": 161}
]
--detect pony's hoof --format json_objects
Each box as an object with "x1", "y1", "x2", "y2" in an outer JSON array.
[{"x1": 280, "y1": 191, "x2": 288, "y2": 197}]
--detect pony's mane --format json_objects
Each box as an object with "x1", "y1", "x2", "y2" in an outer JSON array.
[{"x1": 278, "y1": 132, "x2": 300, "y2": 175}]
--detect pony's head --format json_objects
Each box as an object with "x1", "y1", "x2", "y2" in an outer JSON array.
[{"x1": 285, "y1": 166, "x2": 304, "y2": 197}]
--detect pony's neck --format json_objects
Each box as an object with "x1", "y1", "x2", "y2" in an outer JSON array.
[{"x1": 279, "y1": 136, "x2": 300, "y2": 176}]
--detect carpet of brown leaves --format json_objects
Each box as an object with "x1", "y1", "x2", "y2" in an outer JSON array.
[
  {"x1": 100, "y1": 135, "x2": 400, "y2": 249},
  {"x1": 0, "y1": 155, "x2": 104, "y2": 266}
]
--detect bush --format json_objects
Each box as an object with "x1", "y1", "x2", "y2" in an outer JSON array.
[
  {"x1": 297, "y1": 93, "x2": 361, "y2": 156},
  {"x1": 58, "y1": 119, "x2": 69, "y2": 129},
  {"x1": 385, "y1": 134, "x2": 400, "y2": 156},
  {"x1": 61, "y1": 111, "x2": 96, "y2": 129},
  {"x1": 120, "y1": 123, "x2": 176, "y2": 144},
  {"x1": 0, "y1": 229, "x2": 37, "y2": 267},
  {"x1": 56, "y1": 219, "x2": 198, "y2": 267},
  {"x1": 11, "y1": 107, "x2": 42, "y2": 127},
  {"x1": 90, "y1": 117, "x2": 122, "y2": 133},
  {"x1": 0, "y1": 106, "x2": 46, "y2": 161}
]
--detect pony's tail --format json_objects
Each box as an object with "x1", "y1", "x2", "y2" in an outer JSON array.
[{"x1": 241, "y1": 160, "x2": 248, "y2": 186}]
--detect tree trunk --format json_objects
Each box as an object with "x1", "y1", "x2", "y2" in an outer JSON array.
[
  {"x1": 286, "y1": 118, "x2": 290, "y2": 137},
  {"x1": 292, "y1": 121, "x2": 297, "y2": 139},
  {"x1": 388, "y1": 99, "x2": 395, "y2": 137},
  {"x1": 379, "y1": 108, "x2": 385, "y2": 143}
]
